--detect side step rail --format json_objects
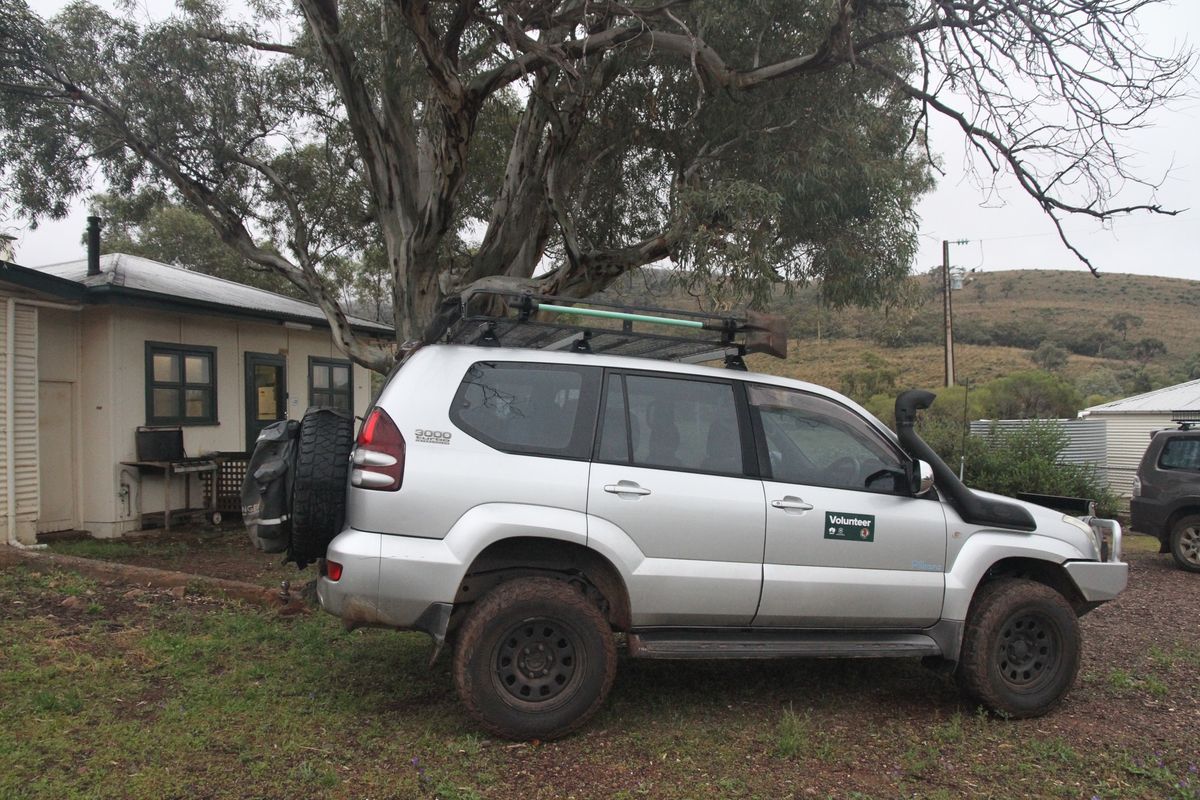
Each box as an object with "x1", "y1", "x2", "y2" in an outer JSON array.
[{"x1": 627, "y1": 630, "x2": 942, "y2": 660}]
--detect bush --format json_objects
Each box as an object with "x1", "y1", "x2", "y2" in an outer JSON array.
[
  {"x1": 1031, "y1": 342, "x2": 1069, "y2": 371},
  {"x1": 961, "y1": 423, "x2": 1119, "y2": 517},
  {"x1": 982, "y1": 370, "x2": 1081, "y2": 419}
]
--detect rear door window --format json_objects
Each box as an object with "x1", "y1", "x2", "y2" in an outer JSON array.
[
  {"x1": 596, "y1": 371, "x2": 746, "y2": 476},
  {"x1": 451, "y1": 362, "x2": 601, "y2": 459},
  {"x1": 1160, "y1": 437, "x2": 1200, "y2": 470}
]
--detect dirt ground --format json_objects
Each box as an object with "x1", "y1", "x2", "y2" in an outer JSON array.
[
  {"x1": 16, "y1": 531, "x2": 1198, "y2": 799},
  {"x1": 45, "y1": 524, "x2": 311, "y2": 588}
]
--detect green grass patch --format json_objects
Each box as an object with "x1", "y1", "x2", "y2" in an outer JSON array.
[
  {"x1": 49, "y1": 538, "x2": 189, "y2": 561},
  {"x1": 2, "y1": 564, "x2": 1197, "y2": 799}
]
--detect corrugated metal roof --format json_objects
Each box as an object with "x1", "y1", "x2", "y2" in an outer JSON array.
[
  {"x1": 34, "y1": 254, "x2": 391, "y2": 334},
  {"x1": 1081, "y1": 378, "x2": 1200, "y2": 415}
]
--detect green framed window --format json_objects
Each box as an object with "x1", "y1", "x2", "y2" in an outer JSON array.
[
  {"x1": 309, "y1": 357, "x2": 353, "y2": 413},
  {"x1": 145, "y1": 342, "x2": 217, "y2": 425}
]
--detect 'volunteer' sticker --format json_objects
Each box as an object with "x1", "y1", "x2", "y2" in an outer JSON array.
[{"x1": 825, "y1": 511, "x2": 875, "y2": 542}]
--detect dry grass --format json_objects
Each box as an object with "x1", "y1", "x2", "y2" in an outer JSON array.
[{"x1": 748, "y1": 340, "x2": 1121, "y2": 397}]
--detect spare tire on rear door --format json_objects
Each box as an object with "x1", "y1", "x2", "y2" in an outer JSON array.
[{"x1": 290, "y1": 407, "x2": 356, "y2": 567}]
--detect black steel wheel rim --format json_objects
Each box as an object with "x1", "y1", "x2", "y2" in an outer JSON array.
[
  {"x1": 996, "y1": 610, "x2": 1060, "y2": 689},
  {"x1": 493, "y1": 617, "x2": 582, "y2": 706}
]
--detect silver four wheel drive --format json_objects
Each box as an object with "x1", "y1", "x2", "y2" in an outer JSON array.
[{"x1": 313, "y1": 324, "x2": 1127, "y2": 740}]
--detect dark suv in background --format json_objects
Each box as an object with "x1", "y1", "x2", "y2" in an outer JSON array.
[{"x1": 1131, "y1": 418, "x2": 1200, "y2": 572}]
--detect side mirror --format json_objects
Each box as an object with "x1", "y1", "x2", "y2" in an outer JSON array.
[{"x1": 912, "y1": 459, "x2": 935, "y2": 496}]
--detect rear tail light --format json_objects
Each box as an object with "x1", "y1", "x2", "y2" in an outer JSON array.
[
  {"x1": 1131, "y1": 475, "x2": 1141, "y2": 497},
  {"x1": 325, "y1": 560, "x2": 343, "y2": 581},
  {"x1": 351, "y1": 408, "x2": 405, "y2": 491}
]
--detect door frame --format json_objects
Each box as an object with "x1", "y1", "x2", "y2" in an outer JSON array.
[{"x1": 244, "y1": 352, "x2": 287, "y2": 452}]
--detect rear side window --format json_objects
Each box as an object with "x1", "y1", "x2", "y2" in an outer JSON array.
[
  {"x1": 596, "y1": 372, "x2": 744, "y2": 476},
  {"x1": 1160, "y1": 438, "x2": 1200, "y2": 470},
  {"x1": 451, "y1": 362, "x2": 600, "y2": 459}
]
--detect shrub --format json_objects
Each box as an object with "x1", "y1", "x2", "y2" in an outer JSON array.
[
  {"x1": 982, "y1": 370, "x2": 1081, "y2": 419},
  {"x1": 961, "y1": 422, "x2": 1119, "y2": 517},
  {"x1": 1031, "y1": 342, "x2": 1069, "y2": 371}
]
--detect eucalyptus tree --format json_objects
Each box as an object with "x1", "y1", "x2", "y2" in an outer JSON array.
[{"x1": 1, "y1": 0, "x2": 1188, "y2": 371}]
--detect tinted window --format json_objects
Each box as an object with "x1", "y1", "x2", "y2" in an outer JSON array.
[
  {"x1": 1160, "y1": 438, "x2": 1200, "y2": 470},
  {"x1": 599, "y1": 374, "x2": 742, "y2": 474},
  {"x1": 749, "y1": 385, "x2": 906, "y2": 493},
  {"x1": 452, "y1": 362, "x2": 599, "y2": 458},
  {"x1": 597, "y1": 375, "x2": 629, "y2": 463}
]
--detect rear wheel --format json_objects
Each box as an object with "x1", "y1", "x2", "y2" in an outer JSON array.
[
  {"x1": 1169, "y1": 515, "x2": 1200, "y2": 572},
  {"x1": 453, "y1": 577, "x2": 616, "y2": 740},
  {"x1": 957, "y1": 578, "x2": 1080, "y2": 718},
  {"x1": 290, "y1": 408, "x2": 354, "y2": 564}
]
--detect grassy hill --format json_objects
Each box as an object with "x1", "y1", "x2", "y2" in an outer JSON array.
[{"x1": 605, "y1": 268, "x2": 1199, "y2": 402}]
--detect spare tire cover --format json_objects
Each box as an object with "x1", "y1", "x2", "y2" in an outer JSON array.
[{"x1": 242, "y1": 419, "x2": 301, "y2": 553}]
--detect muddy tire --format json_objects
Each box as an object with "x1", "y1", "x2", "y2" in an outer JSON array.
[
  {"x1": 957, "y1": 578, "x2": 1080, "y2": 718},
  {"x1": 1169, "y1": 515, "x2": 1200, "y2": 573},
  {"x1": 290, "y1": 408, "x2": 354, "y2": 564},
  {"x1": 453, "y1": 577, "x2": 616, "y2": 741}
]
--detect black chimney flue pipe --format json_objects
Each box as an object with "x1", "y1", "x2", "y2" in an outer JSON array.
[{"x1": 87, "y1": 215, "x2": 102, "y2": 276}]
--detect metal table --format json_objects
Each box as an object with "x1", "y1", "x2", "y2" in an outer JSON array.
[{"x1": 119, "y1": 458, "x2": 220, "y2": 531}]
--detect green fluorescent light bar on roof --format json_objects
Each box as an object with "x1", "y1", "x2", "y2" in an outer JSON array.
[{"x1": 536, "y1": 302, "x2": 706, "y2": 329}]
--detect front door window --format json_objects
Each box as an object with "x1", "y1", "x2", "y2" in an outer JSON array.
[{"x1": 246, "y1": 354, "x2": 286, "y2": 451}]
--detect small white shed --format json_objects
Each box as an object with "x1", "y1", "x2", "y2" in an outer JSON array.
[
  {"x1": 1079, "y1": 379, "x2": 1200, "y2": 497},
  {"x1": 1, "y1": 252, "x2": 392, "y2": 543}
]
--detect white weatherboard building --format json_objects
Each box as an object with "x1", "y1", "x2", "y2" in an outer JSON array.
[
  {"x1": 1078, "y1": 379, "x2": 1200, "y2": 497},
  {"x1": 0, "y1": 252, "x2": 391, "y2": 544}
]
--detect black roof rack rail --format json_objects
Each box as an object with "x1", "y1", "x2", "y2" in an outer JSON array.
[
  {"x1": 1171, "y1": 410, "x2": 1199, "y2": 430},
  {"x1": 443, "y1": 289, "x2": 786, "y2": 366}
]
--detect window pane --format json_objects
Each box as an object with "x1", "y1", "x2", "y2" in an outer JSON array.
[
  {"x1": 152, "y1": 388, "x2": 179, "y2": 419},
  {"x1": 597, "y1": 375, "x2": 629, "y2": 463},
  {"x1": 256, "y1": 385, "x2": 279, "y2": 420},
  {"x1": 749, "y1": 385, "x2": 903, "y2": 492},
  {"x1": 185, "y1": 389, "x2": 211, "y2": 420},
  {"x1": 453, "y1": 363, "x2": 589, "y2": 455},
  {"x1": 312, "y1": 365, "x2": 329, "y2": 389},
  {"x1": 153, "y1": 353, "x2": 179, "y2": 383},
  {"x1": 332, "y1": 365, "x2": 349, "y2": 389},
  {"x1": 1161, "y1": 439, "x2": 1200, "y2": 470},
  {"x1": 625, "y1": 375, "x2": 740, "y2": 474},
  {"x1": 184, "y1": 355, "x2": 210, "y2": 384}
]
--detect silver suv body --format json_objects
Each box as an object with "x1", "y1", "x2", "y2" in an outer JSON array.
[{"x1": 318, "y1": 343, "x2": 1127, "y2": 738}]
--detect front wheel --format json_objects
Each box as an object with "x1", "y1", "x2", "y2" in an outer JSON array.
[
  {"x1": 1170, "y1": 515, "x2": 1200, "y2": 572},
  {"x1": 452, "y1": 577, "x2": 616, "y2": 740},
  {"x1": 957, "y1": 579, "x2": 1080, "y2": 718}
]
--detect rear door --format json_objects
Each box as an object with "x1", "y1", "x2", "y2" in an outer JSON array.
[
  {"x1": 587, "y1": 371, "x2": 765, "y2": 626},
  {"x1": 748, "y1": 385, "x2": 947, "y2": 628}
]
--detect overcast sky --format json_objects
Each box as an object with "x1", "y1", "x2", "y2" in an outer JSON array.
[{"x1": 10, "y1": 0, "x2": 1199, "y2": 281}]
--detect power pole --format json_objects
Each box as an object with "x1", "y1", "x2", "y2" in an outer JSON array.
[
  {"x1": 943, "y1": 239, "x2": 954, "y2": 388},
  {"x1": 942, "y1": 239, "x2": 968, "y2": 388}
]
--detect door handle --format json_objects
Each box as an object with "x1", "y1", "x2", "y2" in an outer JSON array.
[
  {"x1": 771, "y1": 497, "x2": 814, "y2": 511},
  {"x1": 604, "y1": 481, "x2": 651, "y2": 497}
]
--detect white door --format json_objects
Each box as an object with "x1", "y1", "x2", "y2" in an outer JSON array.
[
  {"x1": 747, "y1": 384, "x2": 947, "y2": 628},
  {"x1": 38, "y1": 381, "x2": 77, "y2": 533},
  {"x1": 587, "y1": 372, "x2": 764, "y2": 626}
]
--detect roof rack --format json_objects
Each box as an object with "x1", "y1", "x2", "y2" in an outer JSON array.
[
  {"x1": 1171, "y1": 410, "x2": 1199, "y2": 430},
  {"x1": 444, "y1": 289, "x2": 787, "y2": 368}
]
